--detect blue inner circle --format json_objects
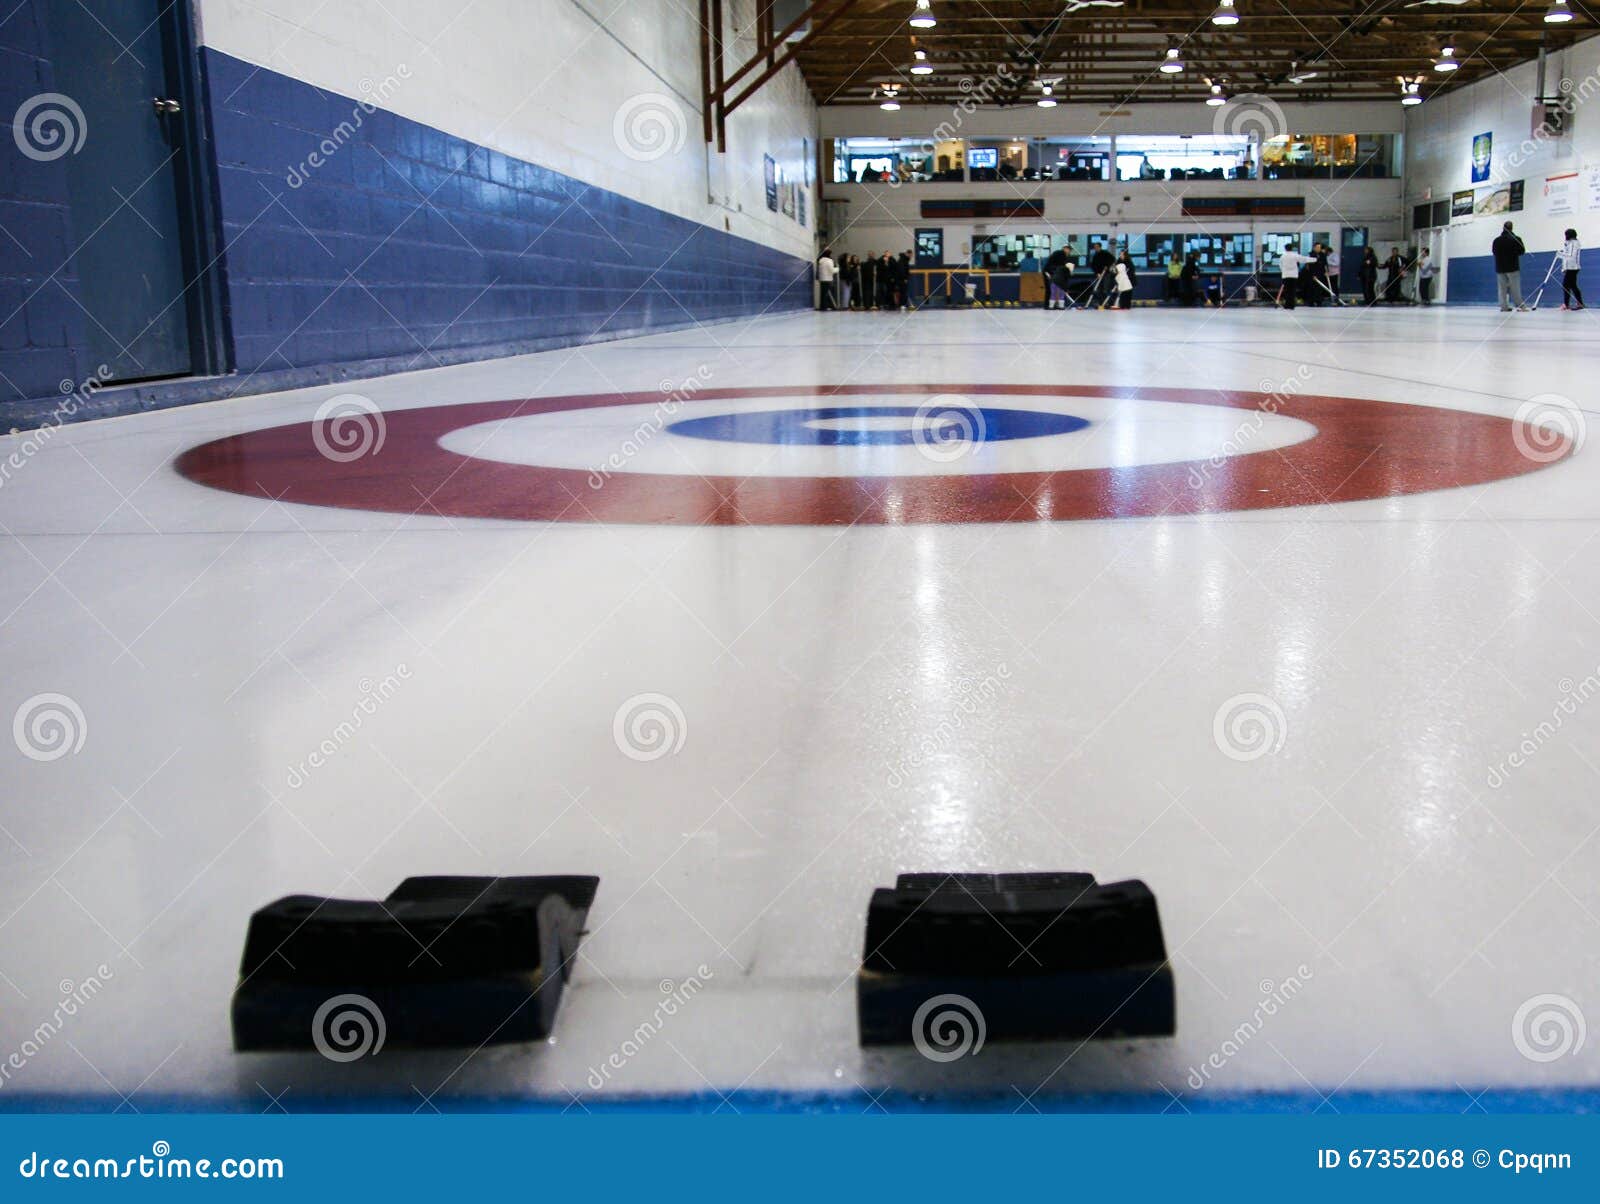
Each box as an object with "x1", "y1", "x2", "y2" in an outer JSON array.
[{"x1": 665, "y1": 405, "x2": 1089, "y2": 447}]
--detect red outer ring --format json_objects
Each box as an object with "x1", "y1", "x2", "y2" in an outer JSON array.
[{"x1": 173, "y1": 384, "x2": 1572, "y2": 526}]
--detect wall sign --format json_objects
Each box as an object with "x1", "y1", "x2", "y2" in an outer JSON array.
[
  {"x1": 1451, "y1": 189, "x2": 1476, "y2": 219},
  {"x1": 1471, "y1": 132, "x2": 1493, "y2": 184},
  {"x1": 1545, "y1": 171, "x2": 1578, "y2": 217},
  {"x1": 764, "y1": 154, "x2": 777, "y2": 212}
]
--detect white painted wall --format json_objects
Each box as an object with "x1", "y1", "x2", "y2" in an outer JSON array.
[
  {"x1": 197, "y1": 0, "x2": 819, "y2": 258},
  {"x1": 1405, "y1": 33, "x2": 1600, "y2": 259}
]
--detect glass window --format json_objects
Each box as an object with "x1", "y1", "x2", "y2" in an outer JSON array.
[
  {"x1": 830, "y1": 137, "x2": 944, "y2": 183},
  {"x1": 967, "y1": 139, "x2": 1029, "y2": 182},
  {"x1": 1260, "y1": 134, "x2": 1395, "y2": 180},
  {"x1": 971, "y1": 233, "x2": 1053, "y2": 270},
  {"x1": 1037, "y1": 137, "x2": 1112, "y2": 181},
  {"x1": 1116, "y1": 135, "x2": 1252, "y2": 182}
]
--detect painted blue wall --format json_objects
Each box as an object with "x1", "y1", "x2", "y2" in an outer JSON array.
[
  {"x1": 1446, "y1": 248, "x2": 1593, "y2": 305},
  {"x1": 0, "y1": 0, "x2": 91, "y2": 416},
  {"x1": 207, "y1": 50, "x2": 812, "y2": 380},
  {"x1": 0, "y1": 43, "x2": 813, "y2": 428}
]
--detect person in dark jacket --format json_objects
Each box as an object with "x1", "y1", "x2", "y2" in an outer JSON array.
[
  {"x1": 895, "y1": 251, "x2": 913, "y2": 310},
  {"x1": 1043, "y1": 247, "x2": 1070, "y2": 309},
  {"x1": 1309, "y1": 244, "x2": 1331, "y2": 305},
  {"x1": 1089, "y1": 243, "x2": 1116, "y2": 308},
  {"x1": 878, "y1": 252, "x2": 896, "y2": 310},
  {"x1": 1180, "y1": 252, "x2": 1200, "y2": 306},
  {"x1": 857, "y1": 253, "x2": 877, "y2": 310},
  {"x1": 1383, "y1": 248, "x2": 1406, "y2": 304},
  {"x1": 1493, "y1": 221, "x2": 1529, "y2": 311},
  {"x1": 841, "y1": 254, "x2": 861, "y2": 310},
  {"x1": 1360, "y1": 247, "x2": 1379, "y2": 306}
]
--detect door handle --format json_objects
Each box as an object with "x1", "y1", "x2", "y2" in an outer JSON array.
[{"x1": 152, "y1": 97, "x2": 181, "y2": 114}]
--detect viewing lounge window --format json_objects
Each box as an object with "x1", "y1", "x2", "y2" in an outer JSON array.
[
  {"x1": 830, "y1": 137, "x2": 944, "y2": 183},
  {"x1": 1116, "y1": 135, "x2": 1253, "y2": 182},
  {"x1": 1260, "y1": 134, "x2": 1395, "y2": 180},
  {"x1": 967, "y1": 140, "x2": 1028, "y2": 182}
]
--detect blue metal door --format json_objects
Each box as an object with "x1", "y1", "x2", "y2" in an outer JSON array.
[{"x1": 46, "y1": 0, "x2": 196, "y2": 382}]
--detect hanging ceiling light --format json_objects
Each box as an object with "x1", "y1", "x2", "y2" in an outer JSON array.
[
  {"x1": 1400, "y1": 79, "x2": 1424, "y2": 105},
  {"x1": 1211, "y1": 0, "x2": 1240, "y2": 26},
  {"x1": 1434, "y1": 45, "x2": 1460, "y2": 71},
  {"x1": 1545, "y1": 1, "x2": 1574, "y2": 23},
  {"x1": 909, "y1": 0, "x2": 936, "y2": 29},
  {"x1": 878, "y1": 85, "x2": 901, "y2": 111},
  {"x1": 910, "y1": 49, "x2": 933, "y2": 75},
  {"x1": 1205, "y1": 82, "x2": 1228, "y2": 106},
  {"x1": 1037, "y1": 83, "x2": 1058, "y2": 108},
  {"x1": 1160, "y1": 46, "x2": 1186, "y2": 74}
]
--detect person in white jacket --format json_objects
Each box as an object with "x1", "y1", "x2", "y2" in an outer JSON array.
[
  {"x1": 1560, "y1": 229, "x2": 1585, "y2": 311},
  {"x1": 1112, "y1": 256, "x2": 1136, "y2": 311},
  {"x1": 816, "y1": 249, "x2": 837, "y2": 310}
]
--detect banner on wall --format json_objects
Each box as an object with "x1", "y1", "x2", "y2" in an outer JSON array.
[
  {"x1": 1585, "y1": 165, "x2": 1600, "y2": 213},
  {"x1": 1471, "y1": 132, "x2": 1493, "y2": 183},
  {"x1": 1451, "y1": 189, "x2": 1476, "y2": 219},
  {"x1": 1545, "y1": 171, "x2": 1578, "y2": 216},
  {"x1": 764, "y1": 154, "x2": 778, "y2": 212},
  {"x1": 1474, "y1": 186, "x2": 1512, "y2": 217},
  {"x1": 1509, "y1": 179, "x2": 1525, "y2": 212}
]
